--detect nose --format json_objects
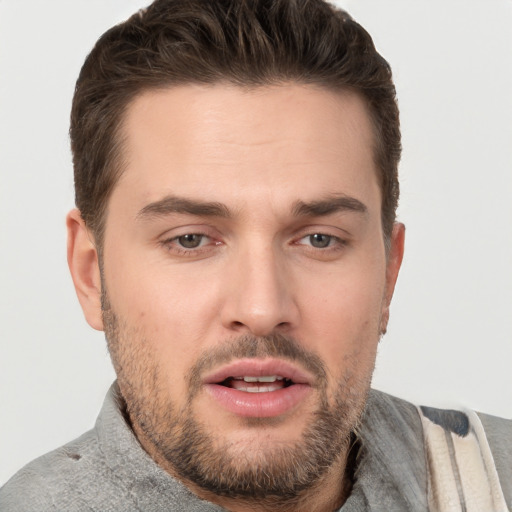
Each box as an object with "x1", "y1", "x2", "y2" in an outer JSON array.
[{"x1": 220, "y1": 244, "x2": 299, "y2": 337}]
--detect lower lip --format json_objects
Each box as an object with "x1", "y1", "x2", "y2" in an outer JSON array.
[{"x1": 204, "y1": 383, "x2": 311, "y2": 418}]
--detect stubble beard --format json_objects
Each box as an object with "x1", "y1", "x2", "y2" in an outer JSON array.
[{"x1": 102, "y1": 293, "x2": 372, "y2": 505}]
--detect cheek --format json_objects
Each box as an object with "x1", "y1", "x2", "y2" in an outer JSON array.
[
  {"x1": 105, "y1": 257, "x2": 225, "y2": 365},
  {"x1": 298, "y1": 264, "x2": 385, "y2": 374},
  {"x1": 303, "y1": 264, "x2": 385, "y2": 330}
]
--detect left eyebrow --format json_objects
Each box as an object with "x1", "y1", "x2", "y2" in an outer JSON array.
[{"x1": 291, "y1": 194, "x2": 368, "y2": 217}]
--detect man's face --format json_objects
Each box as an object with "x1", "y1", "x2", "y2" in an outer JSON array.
[{"x1": 95, "y1": 84, "x2": 403, "y2": 501}]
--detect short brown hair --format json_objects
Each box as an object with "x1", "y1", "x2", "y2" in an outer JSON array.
[{"x1": 70, "y1": 0, "x2": 400, "y2": 247}]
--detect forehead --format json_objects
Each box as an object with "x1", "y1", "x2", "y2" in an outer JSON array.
[{"x1": 112, "y1": 83, "x2": 379, "y2": 217}]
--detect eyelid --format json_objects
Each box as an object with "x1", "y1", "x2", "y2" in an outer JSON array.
[
  {"x1": 295, "y1": 233, "x2": 346, "y2": 248},
  {"x1": 157, "y1": 223, "x2": 220, "y2": 241},
  {"x1": 158, "y1": 225, "x2": 223, "y2": 257},
  {"x1": 290, "y1": 226, "x2": 351, "y2": 259},
  {"x1": 292, "y1": 224, "x2": 351, "y2": 241},
  {"x1": 172, "y1": 233, "x2": 211, "y2": 248}
]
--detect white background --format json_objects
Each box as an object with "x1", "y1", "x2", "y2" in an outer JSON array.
[{"x1": 1, "y1": 0, "x2": 511, "y2": 486}]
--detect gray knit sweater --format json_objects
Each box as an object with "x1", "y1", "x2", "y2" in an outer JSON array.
[{"x1": 1, "y1": 383, "x2": 510, "y2": 511}]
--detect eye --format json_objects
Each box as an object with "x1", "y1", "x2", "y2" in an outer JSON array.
[
  {"x1": 307, "y1": 233, "x2": 333, "y2": 248},
  {"x1": 294, "y1": 232, "x2": 348, "y2": 257},
  {"x1": 176, "y1": 234, "x2": 207, "y2": 249},
  {"x1": 161, "y1": 232, "x2": 216, "y2": 255}
]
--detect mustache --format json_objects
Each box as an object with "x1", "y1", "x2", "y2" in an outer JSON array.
[{"x1": 186, "y1": 333, "x2": 327, "y2": 396}]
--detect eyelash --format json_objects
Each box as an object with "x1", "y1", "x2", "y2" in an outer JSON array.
[
  {"x1": 159, "y1": 231, "x2": 348, "y2": 258},
  {"x1": 160, "y1": 233, "x2": 219, "y2": 257},
  {"x1": 296, "y1": 233, "x2": 346, "y2": 250}
]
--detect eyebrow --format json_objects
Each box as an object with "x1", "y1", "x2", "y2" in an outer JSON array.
[
  {"x1": 136, "y1": 193, "x2": 367, "y2": 222},
  {"x1": 137, "y1": 196, "x2": 231, "y2": 220},
  {"x1": 291, "y1": 195, "x2": 368, "y2": 217}
]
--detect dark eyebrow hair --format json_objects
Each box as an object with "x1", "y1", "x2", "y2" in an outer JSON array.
[
  {"x1": 292, "y1": 195, "x2": 368, "y2": 217},
  {"x1": 137, "y1": 196, "x2": 231, "y2": 220},
  {"x1": 137, "y1": 194, "x2": 367, "y2": 221}
]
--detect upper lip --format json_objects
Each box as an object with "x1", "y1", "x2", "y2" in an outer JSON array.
[{"x1": 202, "y1": 358, "x2": 314, "y2": 386}]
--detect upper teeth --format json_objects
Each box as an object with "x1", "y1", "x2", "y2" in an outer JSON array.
[{"x1": 237, "y1": 376, "x2": 284, "y2": 383}]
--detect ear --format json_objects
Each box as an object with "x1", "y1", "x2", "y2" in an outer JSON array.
[
  {"x1": 66, "y1": 209, "x2": 104, "y2": 331},
  {"x1": 380, "y1": 222, "x2": 405, "y2": 335}
]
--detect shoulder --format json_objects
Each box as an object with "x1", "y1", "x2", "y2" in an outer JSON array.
[
  {"x1": 417, "y1": 398, "x2": 511, "y2": 509},
  {"x1": 366, "y1": 390, "x2": 511, "y2": 508},
  {"x1": 418, "y1": 404, "x2": 512, "y2": 476},
  {"x1": 0, "y1": 429, "x2": 101, "y2": 512},
  {"x1": 478, "y1": 410, "x2": 512, "y2": 454},
  {"x1": 477, "y1": 411, "x2": 512, "y2": 504},
  {"x1": 368, "y1": 389, "x2": 512, "y2": 458}
]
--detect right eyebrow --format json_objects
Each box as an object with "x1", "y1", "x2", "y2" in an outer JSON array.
[{"x1": 136, "y1": 195, "x2": 231, "y2": 220}]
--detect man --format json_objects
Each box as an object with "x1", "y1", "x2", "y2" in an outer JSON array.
[{"x1": 1, "y1": 0, "x2": 510, "y2": 511}]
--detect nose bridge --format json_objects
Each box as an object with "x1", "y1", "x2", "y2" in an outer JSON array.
[{"x1": 222, "y1": 238, "x2": 297, "y2": 336}]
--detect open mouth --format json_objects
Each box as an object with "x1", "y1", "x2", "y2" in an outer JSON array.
[
  {"x1": 219, "y1": 375, "x2": 294, "y2": 393},
  {"x1": 202, "y1": 359, "x2": 312, "y2": 417}
]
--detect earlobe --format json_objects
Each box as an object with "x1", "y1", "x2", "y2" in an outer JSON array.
[
  {"x1": 380, "y1": 222, "x2": 405, "y2": 335},
  {"x1": 66, "y1": 209, "x2": 104, "y2": 331}
]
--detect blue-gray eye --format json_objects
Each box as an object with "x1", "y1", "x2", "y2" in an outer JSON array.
[
  {"x1": 177, "y1": 234, "x2": 204, "y2": 248},
  {"x1": 309, "y1": 234, "x2": 332, "y2": 248}
]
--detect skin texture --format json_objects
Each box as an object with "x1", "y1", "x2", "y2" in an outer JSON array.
[{"x1": 67, "y1": 84, "x2": 405, "y2": 512}]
